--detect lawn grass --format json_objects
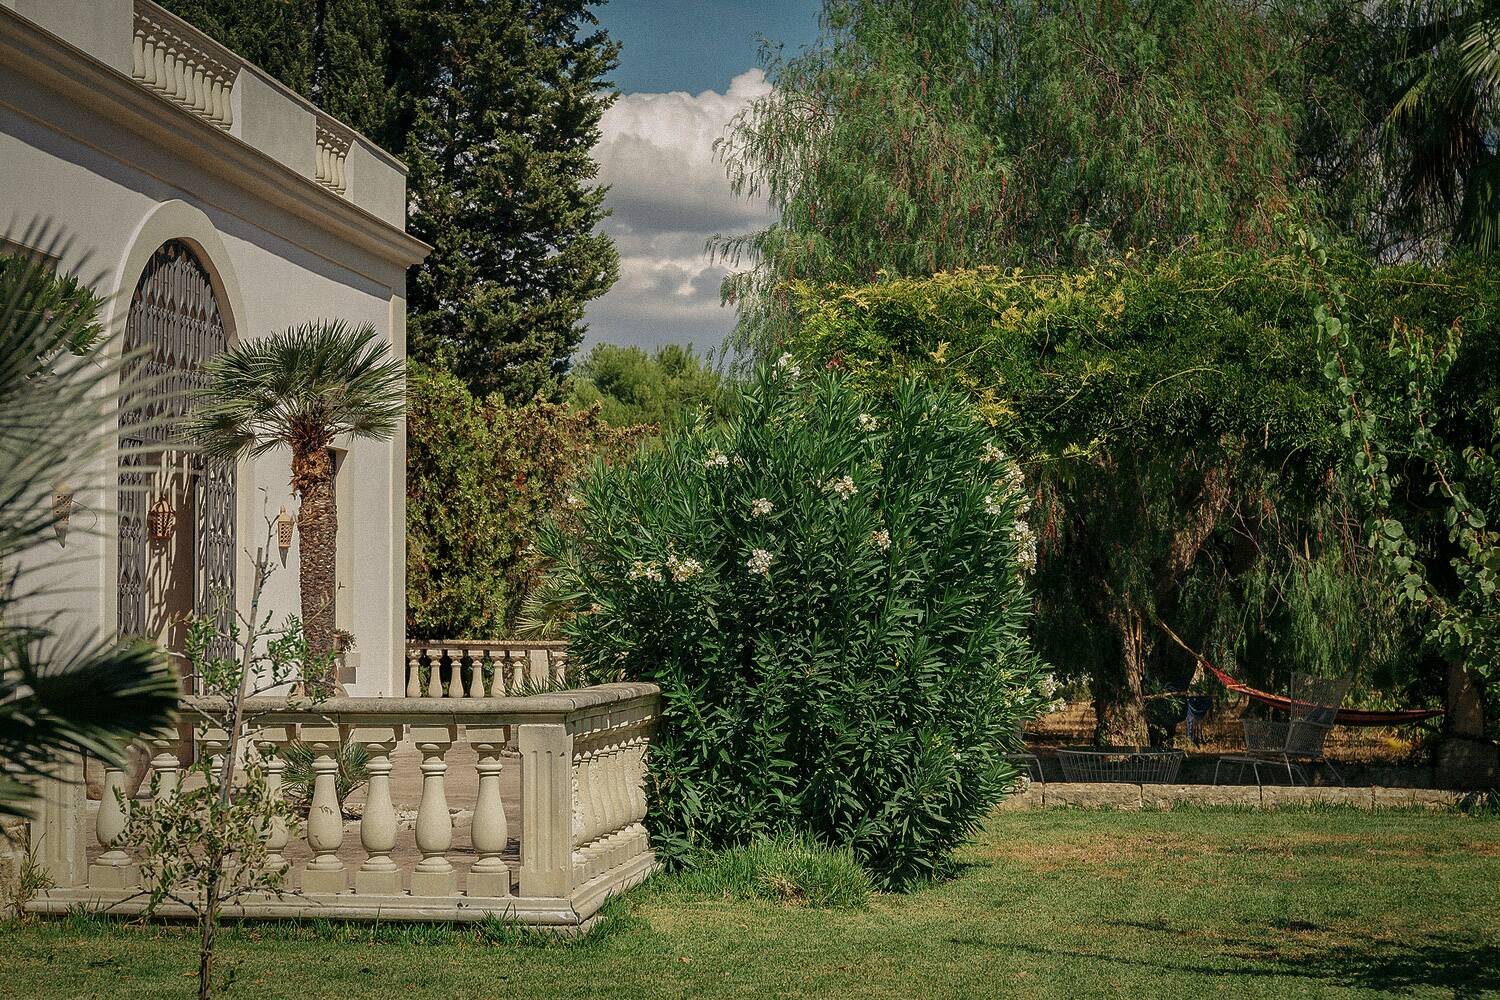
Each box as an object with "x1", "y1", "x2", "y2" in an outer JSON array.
[{"x1": 5, "y1": 806, "x2": 1497, "y2": 999}]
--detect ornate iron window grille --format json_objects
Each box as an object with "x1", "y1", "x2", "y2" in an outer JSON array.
[{"x1": 118, "y1": 240, "x2": 235, "y2": 683}]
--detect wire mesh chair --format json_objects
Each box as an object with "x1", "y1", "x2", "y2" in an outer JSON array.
[{"x1": 1214, "y1": 673, "x2": 1350, "y2": 787}]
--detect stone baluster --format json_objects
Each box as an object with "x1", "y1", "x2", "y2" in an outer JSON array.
[
  {"x1": 146, "y1": 729, "x2": 181, "y2": 803},
  {"x1": 467, "y1": 727, "x2": 511, "y2": 897},
  {"x1": 584, "y1": 743, "x2": 614, "y2": 879},
  {"x1": 446, "y1": 647, "x2": 464, "y2": 699},
  {"x1": 405, "y1": 647, "x2": 422, "y2": 698},
  {"x1": 185, "y1": 57, "x2": 201, "y2": 112},
  {"x1": 347, "y1": 725, "x2": 401, "y2": 895},
  {"x1": 426, "y1": 647, "x2": 443, "y2": 698},
  {"x1": 299, "y1": 725, "x2": 347, "y2": 893},
  {"x1": 466, "y1": 651, "x2": 485, "y2": 699},
  {"x1": 603, "y1": 733, "x2": 632, "y2": 870},
  {"x1": 570, "y1": 744, "x2": 592, "y2": 881},
  {"x1": 587, "y1": 736, "x2": 616, "y2": 873},
  {"x1": 150, "y1": 35, "x2": 167, "y2": 91},
  {"x1": 410, "y1": 725, "x2": 457, "y2": 895},
  {"x1": 201, "y1": 726, "x2": 230, "y2": 792},
  {"x1": 257, "y1": 728, "x2": 293, "y2": 874},
  {"x1": 626, "y1": 731, "x2": 650, "y2": 855},
  {"x1": 527, "y1": 649, "x2": 549, "y2": 690},
  {"x1": 508, "y1": 649, "x2": 527, "y2": 694},
  {"x1": 89, "y1": 759, "x2": 139, "y2": 889},
  {"x1": 131, "y1": 30, "x2": 147, "y2": 81},
  {"x1": 603, "y1": 733, "x2": 633, "y2": 868}
]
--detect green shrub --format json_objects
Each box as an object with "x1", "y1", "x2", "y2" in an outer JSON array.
[
  {"x1": 670, "y1": 835, "x2": 873, "y2": 909},
  {"x1": 541, "y1": 362, "x2": 1050, "y2": 888},
  {"x1": 570, "y1": 342, "x2": 737, "y2": 430},
  {"x1": 406, "y1": 362, "x2": 644, "y2": 638}
]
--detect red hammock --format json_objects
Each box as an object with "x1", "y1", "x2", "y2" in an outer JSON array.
[
  {"x1": 1198, "y1": 658, "x2": 1443, "y2": 727},
  {"x1": 1152, "y1": 618, "x2": 1443, "y2": 727}
]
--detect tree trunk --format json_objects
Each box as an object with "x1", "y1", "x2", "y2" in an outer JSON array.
[
  {"x1": 292, "y1": 443, "x2": 337, "y2": 671},
  {"x1": 198, "y1": 871, "x2": 218, "y2": 1000},
  {"x1": 1444, "y1": 658, "x2": 1486, "y2": 739},
  {"x1": 1093, "y1": 606, "x2": 1150, "y2": 746}
]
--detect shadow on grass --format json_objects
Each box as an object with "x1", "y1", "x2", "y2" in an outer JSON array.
[
  {"x1": 1005, "y1": 922, "x2": 1500, "y2": 998},
  {"x1": 1303, "y1": 934, "x2": 1500, "y2": 999}
]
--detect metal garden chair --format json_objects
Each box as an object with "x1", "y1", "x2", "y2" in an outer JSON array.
[{"x1": 1213, "y1": 672, "x2": 1350, "y2": 787}]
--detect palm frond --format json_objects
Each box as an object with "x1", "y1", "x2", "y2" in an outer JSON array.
[
  {"x1": 187, "y1": 320, "x2": 405, "y2": 461},
  {"x1": 0, "y1": 222, "x2": 179, "y2": 817}
]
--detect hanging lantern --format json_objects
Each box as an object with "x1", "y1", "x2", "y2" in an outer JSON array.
[
  {"x1": 277, "y1": 506, "x2": 295, "y2": 563},
  {"x1": 148, "y1": 494, "x2": 178, "y2": 542},
  {"x1": 52, "y1": 482, "x2": 74, "y2": 547}
]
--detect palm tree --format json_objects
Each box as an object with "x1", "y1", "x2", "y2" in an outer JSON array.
[
  {"x1": 0, "y1": 228, "x2": 177, "y2": 820},
  {"x1": 189, "y1": 321, "x2": 403, "y2": 670},
  {"x1": 1378, "y1": 0, "x2": 1500, "y2": 253}
]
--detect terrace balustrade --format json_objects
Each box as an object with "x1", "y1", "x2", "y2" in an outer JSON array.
[
  {"x1": 26, "y1": 682, "x2": 659, "y2": 931},
  {"x1": 404, "y1": 639, "x2": 571, "y2": 698}
]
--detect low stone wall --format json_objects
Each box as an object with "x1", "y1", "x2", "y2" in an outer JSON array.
[{"x1": 997, "y1": 782, "x2": 1465, "y2": 811}]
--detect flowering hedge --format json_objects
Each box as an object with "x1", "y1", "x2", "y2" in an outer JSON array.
[{"x1": 541, "y1": 360, "x2": 1051, "y2": 888}]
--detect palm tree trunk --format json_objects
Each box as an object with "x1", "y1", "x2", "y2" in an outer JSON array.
[{"x1": 292, "y1": 443, "x2": 337, "y2": 672}]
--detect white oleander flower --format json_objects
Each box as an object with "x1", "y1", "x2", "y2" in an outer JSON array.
[
  {"x1": 627, "y1": 560, "x2": 664, "y2": 583},
  {"x1": 981, "y1": 441, "x2": 1006, "y2": 464},
  {"x1": 984, "y1": 493, "x2": 1004, "y2": 516},
  {"x1": 824, "y1": 475, "x2": 857, "y2": 499},
  {"x1": 999, "y1": 461, "x2": 1032, "y2": 515},
  {"x1": 704, "y1": 451, "x2": 730, "y2": 469},
  {"x1": 870, "y1": 528, "x2": 891, "y2": 551},
  {"x1": 750, "y1": 497, "x2": 774, "y2": 518},
  {"x1": 1011, "y1": 519, "x2": 1038, "y2": 575},
  {"x1": 666, "y1": 553, "x2": 703, "y2": 582},
  {"x1": 857, "y1": 413, "x2": 879, "y2": 432},
  {"x1": 776, "y1": 352, "x2": 801, "y2": 378},
  {"x1": 746, "y1": 548, "x2": 774, "y2": 576},
  {"x1": 564, "y1": 493, "x2": 584, "y2": 509}
]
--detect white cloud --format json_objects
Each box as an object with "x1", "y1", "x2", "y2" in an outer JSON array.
[{"x1": 583, "y1": 69, "x2": 774, "y2": 354}]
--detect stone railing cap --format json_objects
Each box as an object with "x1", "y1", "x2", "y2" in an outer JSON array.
[{"x1": 182, "y1": 681, "x2": 659, "y2": 724}]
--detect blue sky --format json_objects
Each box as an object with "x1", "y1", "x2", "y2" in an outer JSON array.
[
  {"x1": 581, "y1": 1, "x2": 821, "y2": 356},
  {"x1": 598, "y1": 0, "x2": 820, "y2": 94}
]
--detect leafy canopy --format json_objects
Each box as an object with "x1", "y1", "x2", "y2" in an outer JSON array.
[
  {"x1": 714, "y1": 0, "x2": 1308, "y2": 355},
  {"x1": 569, "y1": 343, "x2": 736, "y2": 430}
]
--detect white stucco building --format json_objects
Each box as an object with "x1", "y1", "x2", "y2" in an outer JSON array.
[{"x1": 0, "y1": 0, "x2": 427, "y2": 694}]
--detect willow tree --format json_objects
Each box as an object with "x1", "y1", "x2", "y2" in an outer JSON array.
[
  {"x1": 189, "y1": 321, "x2": 404, "y2": 664},
  {"x1": 795, "y1": 247, "x2": 1500, "y2": 744},
  {"x1": 713, "y1": 0, "x2": 1307, "y2": 357}
]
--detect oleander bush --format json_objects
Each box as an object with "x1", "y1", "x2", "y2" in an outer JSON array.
[{"x1": 540, "y1": 361, "x2": 1052, "y2": 888}]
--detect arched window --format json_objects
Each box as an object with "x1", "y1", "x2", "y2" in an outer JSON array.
[{"x1": 117, "y1": 240, "x2": 235, "y2": 678}]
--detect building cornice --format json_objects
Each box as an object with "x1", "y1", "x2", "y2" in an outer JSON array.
[{"x1": 0, "y1": 6, "x2": 430, "y2": 269}]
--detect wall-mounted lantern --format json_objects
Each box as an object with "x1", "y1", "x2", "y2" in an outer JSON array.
[
  {"x1": 52, "y1": 482, "x2": 74, "y2": 547},
  {"x1": 148, "y1": 494, "x2": 178, "y2": 542},
  {"x1": 277, "y1": 506, "x2": 295, "y2": 565}
]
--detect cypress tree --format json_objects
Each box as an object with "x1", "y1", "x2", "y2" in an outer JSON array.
[
  {"x1": 396, "y1": 0, "x2": 620, "y2": 402},
  {"x1": 159, "y1": 0, "x2": 620, "y2": 403}
]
